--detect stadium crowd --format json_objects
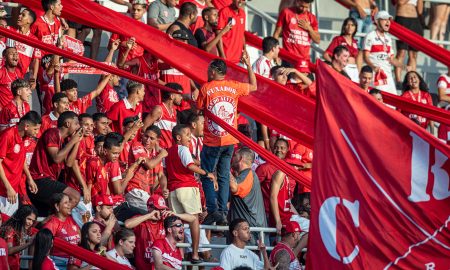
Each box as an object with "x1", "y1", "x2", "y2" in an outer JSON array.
[{"x1": 0, "y1": 0, "x2": 448, "y2": 269}]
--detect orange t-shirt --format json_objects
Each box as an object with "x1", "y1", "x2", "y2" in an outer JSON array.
[{"x1": 197, "y1": 80, "x2": 250, "y2": 146}]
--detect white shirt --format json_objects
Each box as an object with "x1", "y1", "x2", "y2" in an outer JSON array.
[
  {"x1": 363, "y1": 30, "x2": 394, "y2": 74},
  {"x1": 437, "y1": 74, "x2": 450, "y2": 95},
  {"x1": 106, "y1": 249, "x2": 132, "y2": 268},
  {"x1": 219, "y1": 244, "x2": 264, "y2": 270}
]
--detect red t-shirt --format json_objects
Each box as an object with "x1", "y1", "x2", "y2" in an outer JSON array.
[
  {"x1": 136, "y1": 56, "x2": 160, "y2": 113},
  {"x1": 127, "y1": 142, "x2": 161, "y2": 194},
  {"x1": 195, "y1": 27, "x2": 219, "y2": 56},
  {"x1": 401, "y1": 90, "x2": 433, "y2": 129},
  {"x1": 29, "y1": 128, "x2": 64, "y2": 181},
  {"x1": 2, "y1": 227, "x2": 31, "y2": 270},
  {"x1": 0, "y1": 67, "x2": 24, "y2": 109},
  {"x1": 0, "y1": 126, "x2": 26, "y2": 196},
  {"x1": 0, "y1": 101, "x2": 30, "y2": 129},
  {"x1": 43, "y1": 215, "x2": 81, "y2": 258},
  {"x1": 105, "y1": 161, "x2": 123, "y2": 196},
  {"x1": 39, "y1": 112, "x2": 58, "y2": 137},
  {"x1": 151, "y1": 238, "x2": 182, "y2": 270},
  {"x1": 30, "y1": 16, "x2": 61, "y2": 54},
  {"x1": 325, "y1": 35, "x2": 359, "y2": 58},
  {"x1": 212, "y1": 0, "x2": 232, "y2": 11},
  {"x1": 276, "y1": 8, "x2": 318, "y2": 72},
  {"x1": 255, "y1": 163, "x2": 279, "y2": 215},
  {"x1": 37, "y1": 68, "x2": 63, "y2": 115},
  {"x1": 96, "y1": 84, "x2": 119, "y2": 113},
  {"x1": 197, "y1": 80, "x2": 250, "y2": 146},
  {"x1": 0, "y1": 238, "x2": 9, "y2": 270},
  {"x1": 68, "y1": 93, "x2": 93, "y2": 115},
  {"x1": 119, "y1": 141, "x2": 131, "y2": 172},
  {"x1": 41, "y1": 256, "x2": 58, "y2": 270},
  {"x1": 133, "y1": 218, "x2": 165, "y2": 270},
  {"x1": 6, "y1": 29, "x2": 42, "y2": 75},
  {"x1": 217, "y1": 6, "x2": 246, "y2": 64},
  {"x1": 106, "y1": 99, "x2": 142, "y2": 135},
  {"x1": 166, "y1": 145, "x2": 197, "y2": 191},
  {"x1": 86, "y1": 156, "x2": 109, "y2": 198},
  {"x1": 65, "y1": 135, "x2": 95, "y2": 192}
]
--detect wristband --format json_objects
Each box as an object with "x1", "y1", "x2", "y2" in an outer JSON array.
[{"x1": 203, "y1": 170, "x2": 209, "y2": 177}]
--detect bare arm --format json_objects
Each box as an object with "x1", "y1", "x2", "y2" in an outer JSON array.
[
  {"x1": 202, "y1": 25, "x2": 231, "y2": 53},
  {"x1": 270, "y1": 170, "x2": 285, "y2": 234},
  {"x1": 69, "y1": 161, "x2": 91, "y2": 204},
  {"x1": 105, "y1": 39, "x2": 120, "y2": 63},
  {"x1": 125, "y1": 211, "x2": 160, "y2": 229},
  {"x1": 363, "y1": 51, "x2": 379, "y2": 72},
  {"x1": 89, "y1": 74, "x2": 112, "y2": 100},
  {"x1": 273, "y1": 249, "x2": 292, "y2": 270},
  {"x1": 142, "y1": 149, "x2": 167, "y2": 170},
  {"x1": 152, "y1": 249, "x2": 177, "y2": 270},
  {"x1": 117, "y1": 38, "x2": 135, "y2": 68},
  {"x1": 46, "y1": 135, "x2": 81, "y2": 164},
  {"x1": 242, "y1": 50, "x2": 257, "y2": 92},
  {"x1": 100, "y1": 214, "x2": 117, "y2": 247},
  {"x1": 323, "y1": 52, "x2": 332, "y2": 62},
  {"x1": 273, "y1": 26, "x2": 282, "y2": 39},
  {"x1": 166, "y1": 24, "x2": 180, "y2": 36},
  {"x1": 148, "y1": 18, "x2": 173, "y2": 31},
  {"x1": 0, "y1": 160, "x2": 17, "y2": 204},
  {"x1": 143, "y1": 105, "x2": 162, "y2": 131},
  {"x1": 23, "y1": 162, "x2": 37, "y2": 194}
]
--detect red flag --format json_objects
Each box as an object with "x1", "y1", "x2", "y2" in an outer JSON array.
[{"x1": 309, "y1": 61, "x2": 450, "y2": 269}]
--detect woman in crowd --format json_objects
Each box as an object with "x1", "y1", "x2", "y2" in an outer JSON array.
[
  {"x1": 106, "y1": 228, "x2": 136, "y2": 268},
  {"x1": 0, "y1": 205, "x2": 38, "y2": 270},
  {"x1": 32, "y1": 229, "x2": 57, "y2": 270},
  {"x1": 67, "y1": 222, "x2": 105, "y2": 270},
  {"x1": 394, "y1": 0, "x2": 424, "y2": 85},
  {"x1": 42, "y1": 193, "x2": 81, "y2": 270},
  {"x1": 324, "y1": 17, "x2": 361, "y2": 82},
  {"x1": 401, "y1": 71, "x2": 434, "y2": 130}
]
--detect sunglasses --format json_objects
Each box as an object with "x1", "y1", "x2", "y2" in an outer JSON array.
[{"x1": 171, "y1": 223, "x2": 183, "y2": 228}]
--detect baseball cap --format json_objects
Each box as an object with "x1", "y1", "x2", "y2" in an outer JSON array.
[
  {"x1": 131, "y1": 0, "x2": 149, "y2": 4},
  {"x1": 93, "y1": 195, "x2": 114, "y2": 207},
  {"x1": 283, "y1": 221, "x2": 301, "y2": 235},
  {"x1": 284, "y1": 149, "x2": 303, "y2": 167},
  {"x1": 172, "y1": 30, "x2": 190, "y2": 41},
  {"x1": 147, "y1": 194, "x2": 168, "y2": 210},
  {"x1": 375, "y1": 11, "x2": 392, "y2": 21}
]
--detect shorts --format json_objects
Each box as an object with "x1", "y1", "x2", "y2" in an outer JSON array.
[
  {"x1": 184, "y1": 228, "x2": 211, "y2": 253},
  {"x1": 0, "y1": 194, "x2": 19, "y2": 216},
  {"x1": 169, "y1": 187, "x2": 202, "y2": 215},
  {"x1": 71, "y1": 199, "x2": 93, "y2": 228},
  {"x1": 28, "y1": 178, "x2": 68, "y2": 217},
  {"x1": 394, "y1": 16, "x2": 423, "y2": 51},
  {"x1": 290, "y1": 214, "x2": 310, "y2": 233},
  {"x1": 125, "y1": 188, "x2": 151, "y2": 212}
]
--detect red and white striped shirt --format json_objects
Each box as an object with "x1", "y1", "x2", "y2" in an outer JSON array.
[
  {"x1": 7, "y1": 29, "x2": 41, "y2": 74},
  {"x1": 154, "y1": 103, "x2": 177, "y2": 149},
  {"x1": 151, "y1": 238, "x2": 182, "y2": 270},
  {"x1": 252, "y1": 55, "x2": 273, "y2": 79}
]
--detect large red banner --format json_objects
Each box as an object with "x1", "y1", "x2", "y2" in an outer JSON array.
[{"x1": 309, "y1": 61, "x2": 450, "y2": 269}]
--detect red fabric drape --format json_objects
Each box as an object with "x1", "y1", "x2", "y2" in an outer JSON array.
[
  {"x1": 16, "y1": 0, "x2": 316, "y2": 148},
  {"x1": 0, "y1": 27, "x2": 179, "y2": 94},
  {"x1": 309, "y1": 60, "x2": 450, "y2": 269},
  {"x1": 205, "y1": 111, "x2": 311, "y2": 189},
  {"x1": 27, "y1": 228, "x2": 129, "y2": 270}
]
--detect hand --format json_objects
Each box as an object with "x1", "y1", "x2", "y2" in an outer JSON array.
[
  {"x1": 111, "y1": 39, "x2": 120, "y2": 51},
  {"x1": 199, "y1": 210, "x2": 208, "y2": 223},
  {"x1": 106, "y1": 213, "x2": 117, "y2": 228},
  {"x1": 257, "y1": 239, "x2": 267, "y2": 252},
  {"x1": 356, "y1": 4, "x2": 367, "y2": 19},
  {"x1": 162, "y1": 188, "x2": 169, "y2": 198},
  {"x1": 298, "y1": 19, "x2": 312, "y2": 31},
  {"x1": 61, "y1": 19, "x2": 69, "y2": 31},
  {"x1": 220, "y1": 23, "x2": 232, "y2": 35},
  {"x1": 161, "y1": 210, "x2": 174, "y2": 219},
  {"x1": 241, "y1": 50, "x2": 251, "y2": 67},
  {"x1": 191, "y1": 88, "x2": 199, "y2": 101},
  {"x1": 373, "y1": 66, "x2": 380, "y2": 73},
  {"x1": 158, "y1": 148, "x2": 168, "y2": 158},
  {"x1": 54, "y1": 63, "x2": 61, "y2": 73},
  {"x1": 83, "y1": 188, "x2": 91, "y2": 204},
  {"x1": 27, "y1": 179, "x2": 38, "y2": 194},
  {"x1": 6, "y1": 186, "x2": 17, "y2": 204},
  {"x1": 29, "y1": 77, "x2": 36, "y2": 90},
  {"x1": 132, "y1": 119, "x2": 144, "y2": 131},
  {"x1": 213, "y1": 180, "x2": 219, "y2": 191},
  {"x1": 148, "y1": 210, "x2": 161, "y2": 221},
  {"x1": 275, "y1": 221, "x2": 282, "y2": 235},
  {"x1": 405, "y1": 65, "x2": 413, "y2": 72},
  {"x1": 126, "y1": 38, "x2": 136, "y2": 50},
  {"x1": 301, "y1": 163, "x2": 312, "y2": 169},
  {"x1": 71, "y1": 128, "x2": 83, "y2": 143}
]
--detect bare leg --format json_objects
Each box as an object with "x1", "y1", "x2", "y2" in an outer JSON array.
[
  {"x1": 395, "y1": 49, "x2": 406, "y2": 83},
  {"x1": 91, "y1": 29, "x2": 103, "y2": 61}
]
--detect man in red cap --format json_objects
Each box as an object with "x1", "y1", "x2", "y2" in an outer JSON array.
[
  {"x1": 124, "y1": 194, "x2": 195, "y2": 270},
  {"x1": 269, "y1": 221, "x2": 307, "y2": 270},
  {"x1": 92, "y1": 195, "x2": 119, "y2": 249},
  {"x1": 270, "y1": 146, "x2": 310, "y2": 235}
]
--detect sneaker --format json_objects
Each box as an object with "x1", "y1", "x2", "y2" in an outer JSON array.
[{"x1": 203, "y1": 211, "x2": 224, "y2": 225}]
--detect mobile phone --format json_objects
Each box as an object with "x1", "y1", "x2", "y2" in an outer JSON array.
[{"x1": 227, "y1": 17, "x2": 233, "y2": 25}]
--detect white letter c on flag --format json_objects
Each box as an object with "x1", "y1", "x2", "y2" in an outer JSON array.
[{"x1": 319, "y1": 196, "x2": 360, "y2": 264}]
